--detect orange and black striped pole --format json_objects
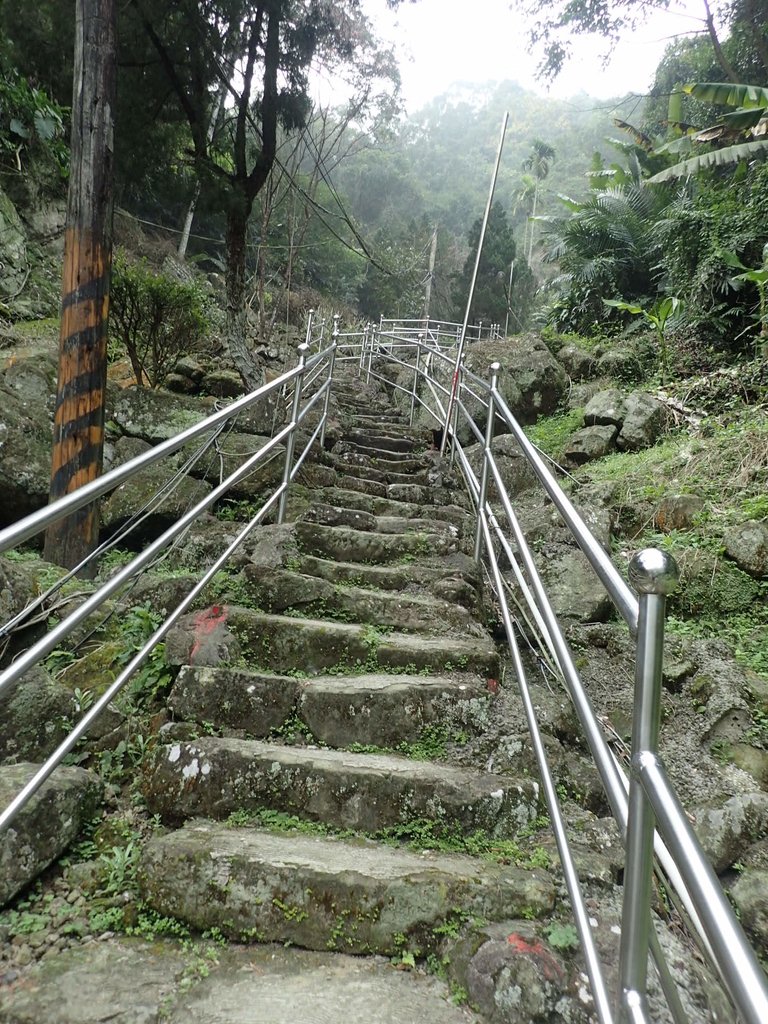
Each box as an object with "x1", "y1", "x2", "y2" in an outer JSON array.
[{"x1": 44, "y1": 0, "x2": 117, "y2": 574}]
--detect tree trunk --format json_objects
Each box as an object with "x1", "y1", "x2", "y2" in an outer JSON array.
[
  {"x1": 225, "y1": 197, "x2": 261, "y2": 391},
  {"x1": 44, "y1": 0, "x2": 116, "y2": 576}
]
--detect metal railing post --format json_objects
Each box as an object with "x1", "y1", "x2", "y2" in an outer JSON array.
[
  {"x1": 409, "y1": 334, "x2": 423, "y2": 427},
  {"x1": 366, "y1": 320, "x2": 377, "y2": 384},
  {"x1": 618, "y1": 548, "x2": 679, "y2": 1023},
  {"x1": 359, "y1": 322, "x2": 369, "y2": 374},
  {"x1": 319, "y1": 316, "x2": 339, "y2": 449},
  {"x1": 304, "y1": 308, "x2": 314, "y2": 346},
  {"x1": 277, "y1": 342, "x2": 309, "y2": 524},
  {"x1": 474, "y1": 362, "x2": 500, "y2": 562}
]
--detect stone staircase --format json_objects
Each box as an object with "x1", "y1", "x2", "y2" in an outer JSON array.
[
  {"x1": 2, "y1": 373, "x2": 560, "y2": 1023},
  {"x1": 138, "y1": 373, "x2": 554, "y2": 975}
]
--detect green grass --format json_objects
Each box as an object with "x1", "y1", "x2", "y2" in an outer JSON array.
[{"x1": 523, "y1": 407, "x2": 585, "y2": 460}]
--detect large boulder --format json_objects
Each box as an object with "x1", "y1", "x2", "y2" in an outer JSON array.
[
  {"x1": 0, "y1": 762, "x2": 102, "y2": 906},
  {"x1": 101, "y1": 435, "x2": 212, "y2": 543},
  {"x1": 563, "y1": 425, "x2": 618, "y2": 465},
  {"x1": 723, "y1": 520, "x2": 768, "y2": 579},
  {"x1": 0, "y1": 666, "x2": 77, "y2": 764},
  {"x1": 464, "y1": 435, "x2": 539, "y2": 499},
  {"x1": 0, "y1": 383, "x2": 54, "y2": 524},
  {"x1": 584, "y1": 389, "x2": 627, "y2": 428},
  {"x1": 0, "y1": 188, "x2": 29, "y2": 299},
  {"x1": 557, "y1": 342, "x2": 596, "y2": 382},
  {"x1": 616, "y1": 392, "x2": 669, "y2": 451},
  {"x1": 107, "y1": 386, "x2": 212, "y2": 444}
]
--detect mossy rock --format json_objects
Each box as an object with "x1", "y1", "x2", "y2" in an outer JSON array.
[{"x1": 673, "y1": 549, "x2": 761, "y2": 616}]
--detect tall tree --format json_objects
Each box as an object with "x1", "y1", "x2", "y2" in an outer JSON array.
[
  {"x1": 453, "y1": 202, "x2": 526, "y2": 325},
  {"x1": 131, "y1": 0, "x2": 398, "y2": 389},
  {"x1": 44, "y1": 0, "x2": 116, "y2": 573},
  {"x1": 521, "y1": 138, "x2": 555, "y2": 262}
]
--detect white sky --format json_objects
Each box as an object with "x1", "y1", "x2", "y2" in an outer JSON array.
[{"x1": 359, "y1": 0, "x2": 707, "y2": 108}]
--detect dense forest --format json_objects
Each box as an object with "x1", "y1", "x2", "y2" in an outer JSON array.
[{"x1": 1, "y1": 0, "x2": 767, "y2": 379}]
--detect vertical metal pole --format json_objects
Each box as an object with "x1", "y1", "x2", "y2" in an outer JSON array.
[
  {"x1": 505, "y1": 260, "x2": 515, "y2": 336},
  {"x1": 618, "y1": 549, "x2": 679, "y2": 1024},
  {"x1": 304, "y1": 308, "x2": 314, "y2": 347},
  {"x1": 474, "y1": 363, "x2": 500, "y2": 562},
  {"x1": 440, "y1": 112, "x2": 508, "y2": 455},
  {"x1": 367, "y1": 319, "x2": 377, "y2": 384},
  {"x1": 409, "y1": 334, "x2": 423, "y2": 427},
  {"x1": 277, "y1": 342, "x2": 309, "y2": 525},
  {"x1": 319, "y1": 316, "x2": 339, "y2": 449},
  {"x1": 318, "y1": 316, "x2": 326, "y2": 346},
  {"x1": 359, "y1": 322, "x2": 369, "y2": 374}
]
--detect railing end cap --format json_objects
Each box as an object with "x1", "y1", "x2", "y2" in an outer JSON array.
[{"x1": 629, "y1": 548, "x2": 680, "y2": 596}]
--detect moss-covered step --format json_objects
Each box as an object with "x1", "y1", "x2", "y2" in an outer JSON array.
[
  {"x1": 327, "y1": 455, "x2": 430, "y2": 487},
  {"x1": 165, "y1": 606, "x2": 499, "y2": 676},
  {"x1": 294, "y1": 521, "x2": 457, "y2": 563},
  {"x1": 299, "y1": 672, "x2": 491, "y2": 747},
  {"x1": 333, "y1": 439, "x2": 426, "y2": 463},
  {"x1": 167, "y1": 665, "x2": 300, "y2": 736},
  {"x1": 143, "y1": 738, "x2": 538, "y2": 834},
  {"x1": 318, "y1": 486, "x2": 469, "y2": 527},
  {"x1": 346, "y1": 431, "x2": 424, "y2": 454},
  {"x1": 0, "y1": 941, "x2": 485, "y2": 1024},
  {"x1": 240, "y1": 567, "x2": 483, "y2": 634},
  {"x1": 139, "y1": 824, "x2": 554, "y2": 955}
]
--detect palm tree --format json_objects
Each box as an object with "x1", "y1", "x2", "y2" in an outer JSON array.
[{"x1": 521, "y1": 139, "x2": 556, "y2": 261}]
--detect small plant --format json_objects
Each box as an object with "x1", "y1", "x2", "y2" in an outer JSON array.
[
  {"x1": 603, "y1": 295, "x2": 684, "y2": 383},
  {"x1": 544, "y1": 921, "x2": 580, "y2": 951}
]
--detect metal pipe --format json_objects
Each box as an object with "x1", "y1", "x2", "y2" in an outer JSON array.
[
  {"x1": 473, "y1": 362, "x2": 499, "y2": 562},
  {"x1": 440, "y1": 112, "x2": 508, "y2": 455},
  {"x1": 619, "y1": 550, "x2": 679, "y2": 1022},
  {"x1": 491, "y1": 386, "x2": 639, "y2": 633},
  {"x1": 319, "y1": 317, "x2": 339, "y2": 449},
  {"x1": 304, "y1": 307, "x2": 315, "y2": 346},
  {"x1": 408, "y1": 335, "x2": 423, "y2": 427},
  {"x1": 0, "y1": 364, "x2": 301, "y2": 554},
  {"x1": 642, "y1": 757, "x2": 768, "y2": 1024},
  {"x1": 277, "y1": 343, "x2": 309, "y2": 524}
]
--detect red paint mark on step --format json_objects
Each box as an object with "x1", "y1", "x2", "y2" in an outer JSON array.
[
  {"x1": 487, "y1": 678, "x2": 499, "y2": 694},
  {"x1": 190, "y1": 605, "x2": 228, "y2": 662}
]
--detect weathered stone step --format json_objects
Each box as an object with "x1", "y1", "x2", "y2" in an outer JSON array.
[
  {"x1": 139, "y1": 823, "x2": 554, "y2": 955},
  {"x1": 347, "y1": 431, "x2": 423, "y2": 454},
  {"x1": 336, "y1": 439, "x2": 426, "y2": 463},
  {"x1": 166, "y1": 666, "x2": 490, "y2": 746},
  {"x1": 319, "y1": 486, "x2": 468, "y2": 527},
  {"x1": 240, "y1": 566, "x2": 480, "y2": 634},
  {"x1": 294, "y1": 520, "x2": 457, "y2": 564},
  {"x1": 337, "y1": 473, "x2": 388, "y2": 498},
  {"x1": 166, "y1": 606, "x2": 500, "y2": 676},
  {"x1": 334, "y1": 441, "x2": 427, "y2": 468},
  {"x1": 0, "y1": 940, "x2": 486, "y2": 1024},
  {"x1": 301, "y1": 502, "x2": 463, "y2": 540},
  {"x1": 144, "y1": 739, "x2": 538, "y2": 834},
  {"x1": 299, "y1": 672, "x2": 490, "y2": 747},
  {"x1": 328, "y1": 453, "x2": 430, "y2": 486}
]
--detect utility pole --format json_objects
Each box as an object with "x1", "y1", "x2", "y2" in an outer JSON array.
[
  {"x1": 44, "y1": 0, "x2": 117, "y2": 575},
  {"x1": 423, "y1": 226, "x2": 438, "y2": 322}
]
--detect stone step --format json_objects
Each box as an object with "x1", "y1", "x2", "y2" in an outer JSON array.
[
  {"x1": 0, "y1": 941, "x2": 486, "y2": 1024},
  {"x1": 299, "y1": 672, "x2": 491, "y2": 747},
  {"x1": 327, "y1": 453, "x2": 430, "y2": 486},
  {"x1": 296, "y1": 554, "x2": 482, "y2": 610},
  {"x1": 294, "y1": 520, "x2": 457, "y2": 564},
  {"x1": 139, "y1": 823, "x2": 554, "y2": 955},
  {"x1": 334, "y1": 441, "x2": 428, "y2": 468},
  {"x1": 318, "y1": 487, "x2": 472, "y2": 530},
  {"x1": 240, "y1": 566, "x2": 482, "y2": 634},
  {"x1": 143, "y1": 739, "x2": 539, "y2": 834},
  {"x1": 166, "y1": 606, "x2": 500, "y2": 676},
  {"x1": 336, "y1": 439, "x2": 426, "y2": 463},
  {"x1": 347, "y1": 431, "x2": 423, "y2": 454},
  {"x1": 337, "y1": 473, "x2": 388, "y2": 498},
  {"x1": 166, "y1": 667, "x2": 490, "y2": 746},
  {"x1": 301, "y1": 502, "x2": 463, "y2": 540}
]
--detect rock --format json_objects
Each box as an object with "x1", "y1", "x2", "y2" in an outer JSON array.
[
  {"x1": 539, "y1": 547, "x2": 614, "y2": 623},
  {"x1": 616, "y1": 392, "x2": 669, "y2": 452},
  {"x1": 723, "y1": 520, "x2": 768, "y2": 579},
  {"x1": 0, "y1": 762, "x2": 102, "y2": 906},
  {"x1": 674, "y1": 550, "x2": 760, "y2": 616},
  {"x1": 167, "y1": 665, "x2": 298, "y2": 736},
  {"x1": 448, "y1": 335, "x2": 567, "y2": 442},
  {"x1": 202, "y1": 369, "x2": 245, "y2": 398},
  {"x1": 0, "y1": 385, "x2": 54, "y2": 523},
  {"x1": 583, "y1": 389, "x2": 627, "y2": 427},
  {"x1": 563, "y1": 425, "x2": 618, "y2": 465},
  {"x1": 566, "y1": 382, "x2": 603, "y2": 411},
  {"x1": 107, "y1": 385, "x2": 210, "y2": 443},
  {"x1": 0, "y1": 187, "x2": 29, "y2": 298},
  {"x1": 0, "y1": 554, "x2": 37, "y2": 627},
  {"x1": 595, "y1": 348, "x2": 643, "y2": 382},
  {"x1": 164, "y1": 605, "x2": 242, "y2": 668},
  {"x1": 0, "y1": 667, "x2": 76, "y2": 763},
  {"x1": 557, "y1": 343, "x2": 596, "y2": 382},
  {"x1": 654, "y1": 494, "x2": 705, "y2": 532},
  {"x1": 693, "y1": 792, "x2": 768, "y2": 873},
  {"x1": 101, "y1": 436, "x2": 212, "y2": 543},
  {"x1": 729, "y1": 869, "x2": 768, "y2": 954},
  {"x1": 183, "y1": 430, "x2": 285, "y2": 500},
  {"x1": 453, "y1": 921, "x2": 580, "y2": 1024},
  {"x1": 164, "y1": 372, "x2": 197, "y2": 395},
  {"x1": 727, "y1": 744, "x2": 768, "y2": 788},
  {"x1": 464, "y1": 435, "x2": 539, "y2": 499},
  {"x1": 173, "y1": 355, "x2": 205, "y2": 382}
]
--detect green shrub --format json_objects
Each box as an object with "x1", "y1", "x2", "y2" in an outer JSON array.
[
  {"x1": 0, "y1": 66, "x2": 68, "y2": 175},
  {"x1": 109, "y1": 251, "x2": 210, "y2": 387}
]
